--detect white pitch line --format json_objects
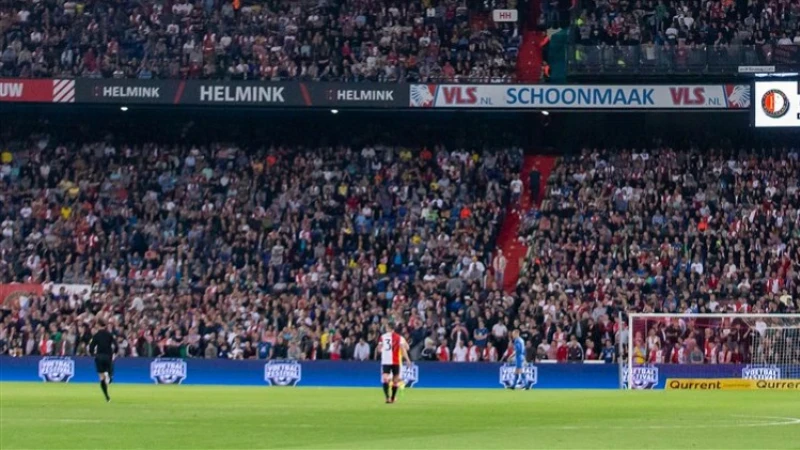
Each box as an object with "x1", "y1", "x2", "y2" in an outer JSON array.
[
  {"x1": 550, "y1": 415, "x2": 800, "y2": 430},
  {"x1": 0, "y1": 418, "x2": 181, "y2": 425}
]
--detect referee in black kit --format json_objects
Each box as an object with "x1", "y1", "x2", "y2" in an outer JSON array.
[{"x1": 90, "y1": 319, "x2": 118, "y2": 402}]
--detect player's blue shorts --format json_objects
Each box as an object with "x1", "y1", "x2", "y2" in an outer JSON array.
[{"x1": 515, "y1": 357, "x2": 525, "y2": 369}]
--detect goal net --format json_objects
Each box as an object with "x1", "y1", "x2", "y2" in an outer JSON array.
[{"x1": 624, "y1": 314, "x2": 800, "y2": 389}]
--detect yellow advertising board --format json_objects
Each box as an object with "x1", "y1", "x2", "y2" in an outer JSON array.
[
  {"x1": 666, "y1": 378, "x2": 800, "y2": 390},
  {"x1": 752, "y1": 380, "x2": 800, "y2": 390},
  {"x1": 666, "y1": 379, "x2": 755, "y2": 390}
]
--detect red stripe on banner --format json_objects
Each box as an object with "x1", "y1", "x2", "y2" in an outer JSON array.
[
  {"x1": 174, "y1": 80, "x2": 186, "y2": 104},
  {"x1": 299, "y1": 83, "x2": 312, "y2": 106}
]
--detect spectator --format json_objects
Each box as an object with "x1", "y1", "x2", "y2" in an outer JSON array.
[
  {"x1": 353, "y1": 338, "x2": 371, "y2": 361},
  {"x1": 567, "y1": 335, "x2": 584, "y2": 362},
  {"x1": 467, "y1": 341, "x2": 481, "y2": 361},
  {"x1": 584, "y1": 340, "x2": 597, "y2": 360},
  {"x1": 493, "y1": 250, "x2": 507, "y2": 287},
  {"x1": 689, "y1": 344, "x2": 705, "y2": 364},
  {"x1": 483, "y1": 342, "x2": 499, "y2": 362},
  {"x1": 601, "y1": 339, "x2": 616, "y2": 363},
  {"x1": 452, "y1": 341, "x2": 468, "y2": 362},
  {"x1": 437, "y1": 340, "x2": 451, "y2": 362}
]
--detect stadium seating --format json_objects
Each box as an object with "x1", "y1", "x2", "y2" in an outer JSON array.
[
  {"x1": 571, "y1": 0, "x2": 800, "y2": 47},
  {"x1": 2, "y1": 132, "x2": 799, "y2": 363},
  {"x1": 520, "y1": 146, "x2": 800, "y2": 311},
  {"x1": 0, "y1": 135, "x2": 526, "y2": 359},
  {"x1": 567, "y1": 0, "x2": 800, "y2": 73},
  {"x1": 0, "y1": 0, "x2": 519, "y2": 82},
  {"x1": 517, "y1": 146, "x2": 800, "y2": 362}
]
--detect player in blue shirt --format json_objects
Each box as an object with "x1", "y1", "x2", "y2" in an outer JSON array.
[{"x1": 508, "y1": 329, "x2": 526, "y2": 389}]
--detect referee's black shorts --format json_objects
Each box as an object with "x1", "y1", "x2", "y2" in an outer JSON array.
[{"x1": 94, "y1": 354, "x2": 113, "y2": 374}]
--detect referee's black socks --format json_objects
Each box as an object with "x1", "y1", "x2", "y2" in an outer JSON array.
[
  {"x1": 100, "y1": 380, "x2": 109, "y2": 401},
  {"x1": 382, "y1": 382, "x2": 390, "y2": 399}
]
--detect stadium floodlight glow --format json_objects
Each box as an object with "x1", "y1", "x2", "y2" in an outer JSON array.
[
  {"x1": 120, "y1": 106, "x2": 129, "y2": 112},
  {"x1": 330, "y1": 109, "x2": 339, "y2": 115}
]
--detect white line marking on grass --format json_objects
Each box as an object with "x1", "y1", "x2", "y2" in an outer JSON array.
[
  {"x1": 552, "y1": 416, "x2": 800, "y2": 430},
  {"x1": 730, "y1": 415, "x2": 800, "y2": 427},
  {"x1": 0, "y1": 418, "x2": 181, "y2": 425},
  {"x1": 56, "y1": 419, "x2": 104, "y2": 424}
]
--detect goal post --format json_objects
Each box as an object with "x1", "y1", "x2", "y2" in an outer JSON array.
[{"x1": 626, "y1": 313, "x2": 800, "y2": 390}]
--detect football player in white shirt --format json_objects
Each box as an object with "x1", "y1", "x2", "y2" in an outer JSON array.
[{"x1": 376, "y1": 324, "x2": 412, "y2": 403}]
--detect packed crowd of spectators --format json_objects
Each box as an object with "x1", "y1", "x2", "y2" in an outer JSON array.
[
  {"x1": 0, "y1": 132, "x2": 528, "y2": 361},
  {"x1": 518, "y1": 146, "x2": 800, "y2": 364},
  {"x1": 2, "y1": 132, "x2": 799, "y2": 364},
  {"x1": 572, "y1": 0, "x2": 800, "y2": 47},
  {"x1": 0, "y1": 0, "x2": 519, "y2": 82}
]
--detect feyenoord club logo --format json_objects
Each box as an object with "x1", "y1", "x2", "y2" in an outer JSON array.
[
  {"x1": 761, "y1": 89, "x2": 790, "y2": 118},
  {"x1": 264, "y1": 360, "x2": 302, "y2": 386},
  {"x1": 150, "y1": 358, "x2": 187, "y2": 384},
  {"x1": 38, "y1": 357, "x2": 75, "y2": 382}
]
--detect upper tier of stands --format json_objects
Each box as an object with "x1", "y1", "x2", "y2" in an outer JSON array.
[{"x1": 0, "y1": 0, "x2": 519, "y2": 82}]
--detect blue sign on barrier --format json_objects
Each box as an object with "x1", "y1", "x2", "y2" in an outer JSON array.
[
  {"x1": 401, "y1": 364, "x2": 420, "y2": 387},
  {"x1": 37, "y1": 357, "x2": 75, "y2": 383},
  {"x1": 150, "y1": 358, "x2": 188, "y2": 384},
  {"x1": 630, "y1": 366, "x2": 660, "y2": 390},
  {"x1": 499, "y1": 362, "x2": 538, "y2": 389},
  {"x1": 264, "y1": 360, "x2": 302, "y2": 386},
  {"x1": 1, "y1": 357, "x2": 621, "y2": 389}
]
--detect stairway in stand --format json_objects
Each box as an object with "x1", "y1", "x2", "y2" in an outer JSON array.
[
  {"x1": 495, "y1": 155, "x2": 556, "y2": 292},
  {"x1": 515, "y1": 31, "x2": 545, "y2": 83}
]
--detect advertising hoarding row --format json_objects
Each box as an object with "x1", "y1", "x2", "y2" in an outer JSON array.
[
  {"x1": 0, "y1": 79, "x2": 406, "y2": 108},
  {"x1": 625, "y1": 364, "x2": 796, "y2": 390},
  {"x1": 0, "y1": 79, "x2": 751, "y2": 111},
  {"x1": 408, "y1": 84, "x2": 751, "y2": 109},
  {"x1": 4, "y1": 356, "x2": 614, "y2": 389},
  {"x1": 5, "y1": 357, "x2": 797, "y2": 390}
]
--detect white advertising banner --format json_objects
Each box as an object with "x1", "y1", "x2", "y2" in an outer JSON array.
[
  {"x1": 492, "y1": 9, "x2": 518, "y2": 22},
  {"x1": 409, "y1": 84, "x2": 751, "y2": 109}
]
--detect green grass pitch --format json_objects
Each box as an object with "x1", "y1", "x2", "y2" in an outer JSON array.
[{"x1": 1, "y1": 383, "x2": 799, "y2": 449}]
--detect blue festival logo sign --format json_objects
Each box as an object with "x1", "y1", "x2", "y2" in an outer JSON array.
[
  {"x1": 401, "y1": 364, "x2": 419, "y2": 388},
  {"x1": 629, "y1": 365, "x2": 659, "y2": 389},
  {"x1": 264, "y1": 360, "x2": 302, "y2": 386},
  {"x1": 38, "y1": 357, "x2": 75, "y2": 382},
  {"x1": 150, "y1": 358, "x2": 188, "y2": 384},
  {"x1": 742, "y1": 365, "x2": 782, "y2": 380},
  {"x1": 499, "y1": 362, "x2": 538, "y2": 389}
]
